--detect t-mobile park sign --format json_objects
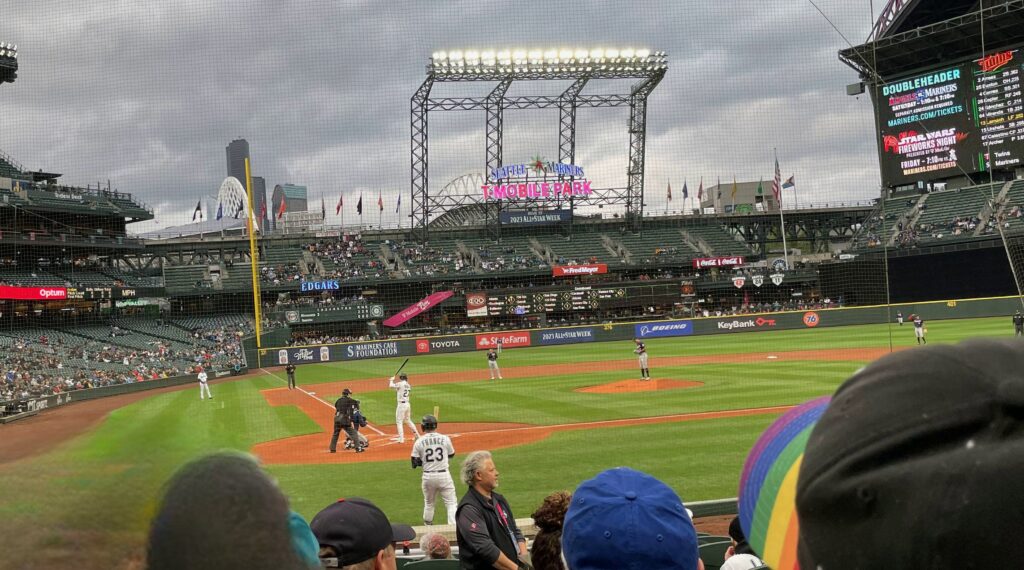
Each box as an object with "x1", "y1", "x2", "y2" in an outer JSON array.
[
  {"x1": 693, "y1": 256, "x2": 745, "y2": 269},
  {"x1": 483, "y1": 161, "x2": 593, "y2": 201}
]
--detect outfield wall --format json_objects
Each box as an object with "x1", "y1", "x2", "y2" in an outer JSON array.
[{"x1": 247, "y1": 295, "x2": 1023, "y2": 367}]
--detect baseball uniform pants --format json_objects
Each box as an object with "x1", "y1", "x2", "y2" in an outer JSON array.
[
  {"x1": 488, "y1": 360, "x2": 502, "y2": 379},
  {"x1": 638, "y1": 353, "x2": 649, "y2": 371},
  {"x1": 422, "y1": 472, "x2": 457, "y2": 525},
  {"x1": 395, "y1": 403, "x2": 418, "y2": 442},
  {"x1": 199, "y1": 382, "x2": 212, "y2": 399}
]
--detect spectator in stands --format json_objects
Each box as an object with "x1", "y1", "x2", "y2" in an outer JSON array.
[
  {"x1": 456, "y1": 450, "x2": 528, "y2": 570},
  {"x1": 796, "y1": 338, "x2": 1024, "y2": 569},
  {"x1": 720, "y1": 554, "x2": 768, "y2": 570},
  {"x1": 147, "y1": 452, "x2": 319, "y2": 570},
  {"x1": 310, "y1": 497, "x2": 416, "y2": 569},
  {"x1": 419, "y1": 532, "x2": 452, "y2": 560},
  {"x1": 562, "y1": 467, "x2": 702, "y2": 570},
  {"x1": 724, "y1": 515, "x2": 754, "y2": 557},
  {"x1": 530, "y1": 490, "x2": 571, "y2": 570}
]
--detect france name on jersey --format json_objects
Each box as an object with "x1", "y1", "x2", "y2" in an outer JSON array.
[{"x1": 413, "y1": 433, "x2": 455, "y2": 473}]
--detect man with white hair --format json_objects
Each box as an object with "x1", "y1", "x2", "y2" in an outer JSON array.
[{"x1": 455, "y1": 451, "x2": 527, "y2": 570}]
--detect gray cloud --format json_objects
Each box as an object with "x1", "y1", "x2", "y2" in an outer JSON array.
[{"x1": 0, "y1": 1, "x2": 880, "y2": 232}]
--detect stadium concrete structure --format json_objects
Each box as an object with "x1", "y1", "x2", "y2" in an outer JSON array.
[{"x1": 5, "y1": 4, "x2": 1024, "y2": 565}]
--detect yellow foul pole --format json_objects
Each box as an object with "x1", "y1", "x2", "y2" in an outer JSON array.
[{"x1": 244, "y1": 158, "x2": 263, "y2": 367}]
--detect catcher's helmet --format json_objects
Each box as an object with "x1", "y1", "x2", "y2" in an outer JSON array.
[
  {"x1": 399, "y1": 372, "x2": 408, "y2": 381},
  {"x1": 421, "y1": 414, "x2": 438, "y2": 431}
]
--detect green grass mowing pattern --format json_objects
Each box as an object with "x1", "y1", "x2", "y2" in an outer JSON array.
[{"x1": 0, "y1": 315, "x2": 1016, "y2": 565}]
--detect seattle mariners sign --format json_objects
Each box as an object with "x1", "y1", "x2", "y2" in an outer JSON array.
[
  {"x1": 634, "y1": 320, "x2": 694, "y2": 338},
  {"x1": 345, "y1": 342, "x2": 400, "y2": 360}
]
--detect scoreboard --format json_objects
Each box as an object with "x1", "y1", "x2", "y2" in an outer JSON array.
[
  {"x1": 478, "y1": 283, "x2": 678, "y2": 316},
  {"x1": 876, "y1": 47, "x2": 1024, "y2": 186}
]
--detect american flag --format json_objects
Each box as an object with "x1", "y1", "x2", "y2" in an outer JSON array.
[{"x1": 771, "y1": 158, "x2": 782, "y2": 204}]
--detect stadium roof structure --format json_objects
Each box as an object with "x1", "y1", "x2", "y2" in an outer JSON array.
[
  {"x1": 135, "y1": 217, "x2": 247, "y2": 240},
  {"x1": 0, "y1": 42, "x2": 16, "y2": 85},
  {"x1": 841, "y1": 1, "x2": 1024, "y2": 81}
]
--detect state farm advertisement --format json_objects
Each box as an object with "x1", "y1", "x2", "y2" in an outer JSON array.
[
  {"x1": 0, "y1": 286, "x2": 68, "y2": 301},
  {"x1": 693, "y1": 256, "x2": 744, "y2": 269},
  {"x1": 475, "y1": 331, "x2": 531, "y2": 350},
  {"x1": 383, "y1": 291, "x2": 453, "y2": 328},
  {"x1": 552, "y1": 264, "x2": 607, "y2": 277},
  {"x1": 466, "y1": 292, "x2": 488, "y2": 317}
]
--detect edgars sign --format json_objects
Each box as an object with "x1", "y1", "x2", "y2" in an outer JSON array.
[{"x1": 300, "y1": 280, "x2": 341, "y2": 292}]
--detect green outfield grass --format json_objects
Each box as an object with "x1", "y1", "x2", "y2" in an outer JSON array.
[{"x1": 0, "y1": 316, "x2": 1015, "y2": 568}]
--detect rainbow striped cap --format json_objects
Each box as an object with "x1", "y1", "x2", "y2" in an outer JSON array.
[{"x1": 738, "y1": 396, "x2": 831, "y2": 570}]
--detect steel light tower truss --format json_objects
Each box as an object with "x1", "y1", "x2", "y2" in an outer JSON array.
[
  {"x1": 410, "y1": 48, "x2": 667, "y2": 241},
  {"x1": 0, "y1": 42, "x2": 17, "y2": 85}
]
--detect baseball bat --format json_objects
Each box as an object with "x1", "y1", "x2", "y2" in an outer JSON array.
[{"x1": 394, "y1": 358, "x2": 410, "y2": 377}]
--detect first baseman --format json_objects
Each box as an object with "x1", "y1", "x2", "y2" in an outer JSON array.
[
  {"x1": 487, "y1": 348, "x2": 502, "y2": 380},
  {"x1": 389, "y1": 372, "x2": 420, "y2": 443},
  {"x1": 198, "y1": 368, "x2": 212, "y2": 400},
  {"x1": 634, "y1": 338, "x2": 650, "y2": 380},
  {"x1": 411, "y1": 414, "x2": 457, "y2": 525}
]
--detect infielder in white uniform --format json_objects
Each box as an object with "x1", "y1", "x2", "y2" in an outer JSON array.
[
  {"x1": 389, "y1": 372, "x2": 420, "y2": 443},
  {"x1": 198, "y1": 369, "x2": 212, "y2": 400},
  {"x1": 634, "y1": 338, "x2": 650, "y2": 380},
  {"x1": 487, "y1": 348, "x2": 502, "y2": 380},
  {"x1": 411, "y1": 414, "x2": 457, "y2": 525}
]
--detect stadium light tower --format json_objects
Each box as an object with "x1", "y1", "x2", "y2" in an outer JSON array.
[
  {"x1": 0, "y1": 42, "x2": 18, "y2": 85},
  {"x1": 411, "y1": 46, "x2": 667, "y2": 240}
]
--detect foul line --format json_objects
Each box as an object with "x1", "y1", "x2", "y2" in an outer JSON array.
[{"x1": 259, "y1": 367, "x2": 387, "y2": 436}]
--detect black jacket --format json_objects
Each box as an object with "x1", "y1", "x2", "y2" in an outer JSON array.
[
  {"x1": 456, "y1": 486, "x2": 524, "y2": 569},
  {"x1": 333, "y1": 396, "x2": 358, "y2": 427}
]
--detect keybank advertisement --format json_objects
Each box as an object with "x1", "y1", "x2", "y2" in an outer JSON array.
[
  {"x1": 634, "y1": 320, "x2": 694, "y2": 338},
  {"x1": 539, "y1": 328, "x2": 595, "y2": 345}
]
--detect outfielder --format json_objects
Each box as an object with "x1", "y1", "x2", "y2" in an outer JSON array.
[
  {"x1": 198, "y1": 368, "x2": 212, "y2": 400},
  {"x1": 896, "y1": 311, "x2": 904, "y2": 326},
  {"x1": 634, "y1": 338, "x2": 650, "y2": 380},
  {"x1": 1014, "y1": 310, "x2": 1023, "y2": 337},
  {"x1": 411, "y1": 414, "x2": 457, "y2": 525},
  {"x1": 912, "y1": 314, "x2": 927, "y2": 345},
  {"x1": 389, "y1": 372, "x2": 420, "y2": 443},
  {"x1": 487, "y1": 348, "x2": 502, "y2": 380}
]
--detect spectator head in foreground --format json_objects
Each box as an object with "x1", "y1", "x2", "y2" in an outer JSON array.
[
  {"x1": 726, "y1": 516, "x2": 754, "y2": 556},
  {"x1": 530, "y1": 490, "x2": 572, "y2": 570},
  {"x1": 797, "y1": 338, "x2": 1024, "y2": 569},
  {"x1": 737, "y1": 396, "x2": 830, "y2": 569},
  {"x1": 562, "y1": 467, "x2": 702, "y2": 570},
  {"x1": 419, "y1": 532, "x2": 452, "y2": 560},
  {"x1": 720, "y1": 554, "x2": 768, "y2": 570},
  {"x1": 147, "y1": 452, "x2": 320, "y2": 570},
  {"x1": 310, "y1": 497, "x2": 416, "y2": 570}
]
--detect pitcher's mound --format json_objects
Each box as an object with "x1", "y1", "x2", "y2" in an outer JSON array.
[{"x1": 576, "y1": 379, "x2": 703, "y2": 394}]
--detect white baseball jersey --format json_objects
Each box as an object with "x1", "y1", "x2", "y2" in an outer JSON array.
[
  {"x1": 412, "y1": 432, "x2": 455, "y2": 473},
  {"x1": 198, "y1": 371, "x2": 208, "y2": 383},
  {"x1": 390, "y1": 378, "x2": 411, "y2": 404}
]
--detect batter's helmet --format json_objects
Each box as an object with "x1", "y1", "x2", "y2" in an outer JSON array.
[
  {"x1": 421, "y1": 415, "x2": 438, "y2": 431},
  {"x1": 399, "y1": 372, "x2": 408, "y2": 381}
]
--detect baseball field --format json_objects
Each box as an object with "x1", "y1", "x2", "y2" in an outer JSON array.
[{"x1": 0, "y1": 315, "x2": 1013, "y2": 568}]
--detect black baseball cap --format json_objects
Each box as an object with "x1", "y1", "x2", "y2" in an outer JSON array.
[
  {"x1": 796, "y1": 339, "x2": 1024, "y2": 568},
  {"x1": 342, "y1": 388, "x2": 352, "y2": 396},
  {"x1": 310, "y1": 497, "x2": 415, "y2": 566}
]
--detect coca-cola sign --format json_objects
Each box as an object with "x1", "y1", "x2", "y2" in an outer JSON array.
[
  {"x1": 693, "y1": 256, "x2": 745, "y2": 269},
  {"x1": 552, "y1": 264, "x2": 608, "y2": 277}
]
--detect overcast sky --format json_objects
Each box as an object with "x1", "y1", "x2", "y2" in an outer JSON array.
[{"x1": 0, "y1": 1, "x2": 883, "y2": 232}]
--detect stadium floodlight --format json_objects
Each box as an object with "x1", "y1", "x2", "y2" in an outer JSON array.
[
  {"x1": 449, "y1": 50, "x2": 463, "y2": 61},
  {"x1": 0, "y1": 40, "x2": 17, "y2": 84},
  {"x1": 543, "y1": 49, "x2": 558, "y2": 61},
  {"x1": 574, "y1": 49, "x2": 588, "y2": 60},
  {"x1": 559, "y1": 49, "x2": 573, "y2": 61},
  {"x1": 528, "y1": 49, "x2": 542, "y2": 62},
  {"x1": 606, "y1": 48, "x2": 619, "y2": 59},
  {"x1": 622, "y1": 48, "x2": 635, "y2": 59},
  {"x1": 590, "y1": 48, "x2": 604, "y2": 60},
  {"x1": 636, "y1": 48, "x2": 650, "y2": 58}
]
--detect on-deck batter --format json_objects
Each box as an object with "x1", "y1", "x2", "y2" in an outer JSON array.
[
  {"x1": 411, "y1": 414, "x2": 457, "y2": 526},
  {"x1": 389, "y1": 372, "x2": 420, "y2": 443}
]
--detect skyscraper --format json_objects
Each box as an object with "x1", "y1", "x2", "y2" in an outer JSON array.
[{"x1": 226, "y1": 139, "x2": 268, "y2": 231}]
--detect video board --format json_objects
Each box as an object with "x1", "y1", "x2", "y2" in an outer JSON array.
[{"x1": 876, "y1": 48, "x2": 1024, "y2": 186}]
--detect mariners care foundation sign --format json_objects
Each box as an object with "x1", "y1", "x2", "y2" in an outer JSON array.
[{"x1": 483, "y1": 159, "x2": 593, "y2": 201}]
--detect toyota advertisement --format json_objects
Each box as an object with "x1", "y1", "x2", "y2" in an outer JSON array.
[{"x1": 415, "y1": 338, "x2": 467, "y2": 354}]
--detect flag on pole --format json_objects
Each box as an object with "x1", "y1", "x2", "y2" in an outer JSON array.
[
  {"x1": 782, "y1": 175, "x2": 795, "y2": 190},
  {"x1": 336, "y1": 194, "x2": 343, "y2": 215},
  {"x1": 771, "y1": 158, "x2": 782, "y2": 203},
  {"x1": 377, "y1": 192, "x2": 383, "y2": 212},
  {"x1": 731, "y1": 177, "x2": 738, "y2": 199},
  {"x1": 396, "y1": 194, "x2": 401, "y2": 214},
  {"x1": 356, "y1": 195, "x2": 363, "y2": 215},
  {"x1": 698, "y1": 178, "x2": 704, "y2": 201},
  {"x1": 756, "y1": 178, "x2": 764, "y2": 197},
  {"x1": 215, "y1": 202, "x2": 223, "y2": 221},
  {"x1": 277, "y1": 197, "x2": 287, "y2": 220},
  {"x1": 321, "y1": 196, "x2": 326, "y2": 219},
  {"x1": 717, "y1": 177, "x2": 722, "y2": 200},
  {"x1": 259, "y1": 200, "x2": 266, "y2": 221},
  {"x1": 192, "y1": 200, "x2": 203, "y2": 221},
  {"x1": 233, "y1": 199, "x2": 244, "y2": 218},
  {"x1": 682, "y1": 181, "x2": 689, "y2": 200},
  {"x1": 667, "y1": 181, "x2": 673, "y2": 202}
]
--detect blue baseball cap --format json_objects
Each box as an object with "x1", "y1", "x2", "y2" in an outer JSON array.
[{"x1": 562, "y1": 467, "x2": 699, "y2": 570}]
